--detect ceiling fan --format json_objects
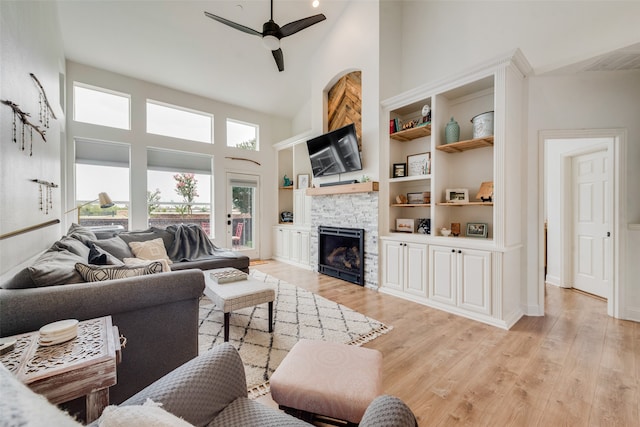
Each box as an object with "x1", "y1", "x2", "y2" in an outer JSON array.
[{"x1": 204, "y1": 0, "x2": 326, "y2": 72}]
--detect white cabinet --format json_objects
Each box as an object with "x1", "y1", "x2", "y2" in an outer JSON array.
[
  {"x1": 381, "y1": 239, "x2": 428, "y2": 298},
  {"x1": 379, "y1": 50, "x2": 530, "y2": 329},
  {"x1": 293, "y1": 189, "x2": 311, "y2": 227},
  {"x1": 429, "y1": 245, "x2": 491, "y2": 316},
  {"x1": 274, "y1": 226, "x2": 290, "y2": 259},
  {"x1": 290, "y1": 229, "x2": 310, "y2": 266},
  {"x1": 273, "y1": 225, "x2": 311, "y2": 268}
]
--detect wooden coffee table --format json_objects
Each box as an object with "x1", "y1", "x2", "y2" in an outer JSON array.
[
  {"x1": 204, "y1": 269, "x2": 276, "y2": 342},
  {"x1": 0, "y1": 316, "x2": 122, "y2": 423}
]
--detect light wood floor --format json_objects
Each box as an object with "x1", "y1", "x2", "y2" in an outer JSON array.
[{"x1": 253, "y1": 261, "x2": 639, "y2": 426}]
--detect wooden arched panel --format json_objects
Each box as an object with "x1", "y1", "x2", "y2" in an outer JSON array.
[{"x1": 327, "y1": 71, "x2": 362, "y2": 149}]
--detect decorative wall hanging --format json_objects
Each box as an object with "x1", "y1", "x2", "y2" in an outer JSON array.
[
  {"x1": 32, "y1": 179, "x2": 58, "y2": 214},
  {"x1": 1, "y1": 100, "x2": 46, "y2": 155},
  {"x1": 30, "y1": 73, "x2": 57, "y2": 128},
  {"x1": 225, "y1": 156, "x2": 261, "y2": 166}
]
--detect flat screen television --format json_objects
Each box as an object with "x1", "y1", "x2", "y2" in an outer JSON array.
[{"x1": 306, "y1": 124, "x2": 362, "y2": 178}]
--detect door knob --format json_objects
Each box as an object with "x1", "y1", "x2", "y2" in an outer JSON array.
[
  {"x1": 607, "y1": 231, "x2": 611, "y2": 237},
  {"x1": 227, "y1": 220, "x2": 231, "y2": 225}
]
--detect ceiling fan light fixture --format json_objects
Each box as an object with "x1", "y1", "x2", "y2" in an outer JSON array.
[{"x1": 262, "y1": 35, "x2": 280, "y2": 50}]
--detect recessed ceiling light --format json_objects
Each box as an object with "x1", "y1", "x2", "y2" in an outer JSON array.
[{"x1": 312, "y1": 0, "x2": 319, "y2": 8}]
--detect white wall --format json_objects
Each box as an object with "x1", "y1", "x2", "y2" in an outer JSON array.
[
  {"x1": 64, "y1": 61, "x2": 290, "y2": 258},
  {"x1": 399, "y1": 1, "x2": 640, "y2": 90},
  {"x1": 528, "y1": 72, "x2": 640, "y2": 319},
  {"x1": 391, "y1": 1, "x2": 640, "y2": 318},
  {"x1": 0, "y1": 1, "x2": 65, "y2": 275},
  {"x1": 307, "y1": 0, "x2": 381, "y2": 184}
]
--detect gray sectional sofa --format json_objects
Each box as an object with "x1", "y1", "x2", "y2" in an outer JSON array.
[{"x1": 0, "y1": 224, "x2": 249, "y2": 404}]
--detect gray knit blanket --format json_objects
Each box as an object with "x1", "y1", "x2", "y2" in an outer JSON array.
[{"x1": 166, "y1": 224, "x2": 232, "y2": 261}]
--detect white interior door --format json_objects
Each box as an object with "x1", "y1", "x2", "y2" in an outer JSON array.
[
  {"x1": 572, "y1": 149, "x2": 611, "y2": 298},
  {"x1": 227, "y1": 173, "x2": 259, "y2": 259}
]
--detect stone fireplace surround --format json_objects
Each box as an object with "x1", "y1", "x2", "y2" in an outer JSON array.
[{"x1": 310, "y1": 192, "x2": 379, "y2": 289}]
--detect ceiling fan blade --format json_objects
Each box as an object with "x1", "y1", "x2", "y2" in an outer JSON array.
[
  {"x1": 272, "y1": 48, "x2": 285, "y2": 72},
  {"x1": 204, "y1": 11, "x2": 262, "y2": 37},
  {"x1": 279, "y1": 14, "x2": 326, "y2": 38}
]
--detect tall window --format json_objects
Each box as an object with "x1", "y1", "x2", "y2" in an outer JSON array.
[
  {"x1": 75, "y1": 139, "x2": 130, "y2": 230},
  {"x1": 73, "y1": 82, "x2": 130, "y2": 130},
  {"x1": 227, "y1": 119, "x2": 258, "y2": 151},
  {"x1": 147, "y1": 148, "x2": 213, "y2": 235},
  {"x1": 146, "y1": 100, "x2": 213, "y2": 143}
]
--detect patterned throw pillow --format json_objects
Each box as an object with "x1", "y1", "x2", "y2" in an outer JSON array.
[
  {"x1": 75, "y1": 262, "x2": 163, "y2": 282},
  {"x1": 128, "y1": 238, "x2": 173, "y2": 264}
]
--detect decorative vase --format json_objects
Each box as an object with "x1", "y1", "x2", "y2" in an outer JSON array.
[{"x1": 445, "y1": 117, "x2": 460, "y2": 144}]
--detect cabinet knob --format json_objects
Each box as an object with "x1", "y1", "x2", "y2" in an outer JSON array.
[
  {"x1": 458, "y1": 250, "x2": 462, "y2": 254},
  {"x1": 451, "y1": 249, "x2": 455, "y2": 253}
]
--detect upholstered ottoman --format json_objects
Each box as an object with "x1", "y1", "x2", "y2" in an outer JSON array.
[
  {"x1": 270, "y1": 339, "x2": 383, "y2": 425},
  {"x1": 203, "y1": 269, "x2": 275, "y2": 342}
]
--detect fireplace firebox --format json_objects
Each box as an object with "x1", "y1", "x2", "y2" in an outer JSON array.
[{"x1": 318, "y1": 226, "x2": 365, "y2": 286}]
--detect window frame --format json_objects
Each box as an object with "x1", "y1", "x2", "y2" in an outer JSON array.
[
  {"x1": 226, "y1": 118, "x2": 259, "y2": 151},
  {"x1": 146, "y1": 99, "x2": 213, "y2": 144},
  {"x1": 73, "y1": 82, "x2": 131, "y2": 130}
]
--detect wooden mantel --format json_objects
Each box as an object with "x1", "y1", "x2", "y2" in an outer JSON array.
[{"x1": 306, "y1": 181, "x2": 379, "y2": 196}]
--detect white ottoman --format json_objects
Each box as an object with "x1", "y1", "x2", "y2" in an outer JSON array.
[{"x1": 204, "y1": 269, "x2": 276, "y2": 342}]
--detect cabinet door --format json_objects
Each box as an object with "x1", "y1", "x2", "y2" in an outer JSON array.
[
  {"x1": 429, "y1": 246, "x2": 457, "y2": 305},
  {"x1": 289, "y1": 230, "x2": 310, "y2": 265},
  {"x1": 458, "y1": 249, "x2": 492, "y2": 315},
  {"x1": 405, "y1": 243, "x2": 428, "y2": 297},
  {"x1": 290, "y1": 230, "x2": 301, "y2": 263},
  {"x1": 382, "y1": 240, "x2": 404, "y2": 291},
  {"x1": 274, "y1": 227, "x2": 290, "y2": 259},
  {"x1": 293, "y1": 190, "x2": 311, "y2": 226},
  {"x1": 299, "y1": 231, "x2": 310, "y2": 265}
]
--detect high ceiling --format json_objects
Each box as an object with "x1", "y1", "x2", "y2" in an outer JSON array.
[{"x1": 56, "y1": 0, "x2": 350, "y2": 120}]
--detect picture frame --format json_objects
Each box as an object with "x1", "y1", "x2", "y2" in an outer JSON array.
[
  {"x1": 392, "y1": 163, "x2": 406, "y2": 178},
  {"x1": 297, "y1": 174, "x2": 309, "y2": 189},
  {"x1": 445, "y1": 188, "x2": 469, "y2": 203},
  {"x1": 417, "y1": 218, "x2": 431, "y2": 235},
  {"x1": 407, "y1": 152, "x2": 430, "y2": 176},
  {"x1": 406, "y1": 192, "x2": 424, "y2": 204},
  {"x1": 466, "y1": 222, "x2": 488, "y2": 238},
  {"x1": 395, "y1": 218, "x2": 415, "y2": 233}
]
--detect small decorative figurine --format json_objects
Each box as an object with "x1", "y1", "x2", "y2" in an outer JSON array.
[{"x1": 283, "y1": 174, "x2": 291, "y2": 187}]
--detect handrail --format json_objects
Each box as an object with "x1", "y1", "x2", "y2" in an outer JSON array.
[{"x1": 0, "y1": 219, "x2": 60, "y2": 240}]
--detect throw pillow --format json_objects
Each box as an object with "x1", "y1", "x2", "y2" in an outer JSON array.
[
  {"x1": 28, "y1": 249, "x2": 86, "y2": 287},
  {"x1": 75, "y1": 262, "x2": 163, "y2": 282},
  {"x1": 92, "y1": 237, "x2": 134, "y2": 261},
  {"x1": 0, "y1": 267, "x2": 37, "y2": 289},
  {"x1": 53, "y1": 236, "x2": 91, "y2": 259},
  {"x1": 88, "y1": 243, "x2": 125, "y2": 266},
  {"x1": 66, "y1": 223, "x2": 97, "y2": 245},
  {"x1": 118, "y1": 227, "x2": 175, "y2": 251},
  {"x1": 124, "y1": 258, "x2": 171, "y2": 273},
  {"x1": 99, "y1": 399, "x2": 193, "y2": 427},
  {"x1": 128, "y1": 238, "x2": 173, "y2": 265}
]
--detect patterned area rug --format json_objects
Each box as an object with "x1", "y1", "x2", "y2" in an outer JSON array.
[{"x1": 198, "y1": 269, "x2": 391, "y2": 397}]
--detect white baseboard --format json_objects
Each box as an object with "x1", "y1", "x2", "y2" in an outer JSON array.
[
  {"x1": 624, "y1": 307, "x2": 640, "y2": 322},
  {"x1": 545, "y1": 274, "x2": 561, "y2": 287}
]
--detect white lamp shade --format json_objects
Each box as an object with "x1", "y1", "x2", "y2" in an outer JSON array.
[{"x1": 262, "y1": 35, "x2": 280, "y2": 51}]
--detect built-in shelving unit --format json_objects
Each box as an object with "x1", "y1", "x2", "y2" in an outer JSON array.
[
  {"x1": 379, "y1": 49, "x2": 531, "y2": 330},
  {"x1": 389, "y1": 124, "x2": 431, "y2": 142},
  {"x1": 435, "y1": 136, "x2": 494, "y2": 153}
]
